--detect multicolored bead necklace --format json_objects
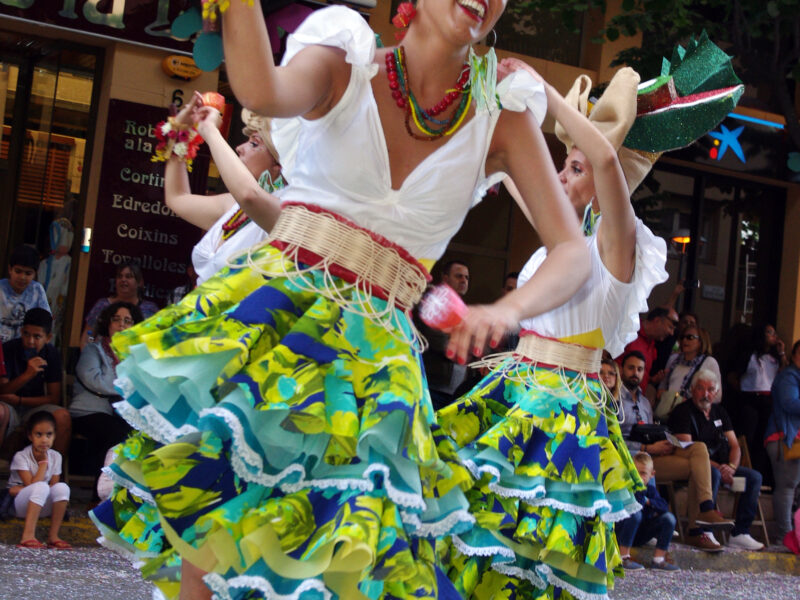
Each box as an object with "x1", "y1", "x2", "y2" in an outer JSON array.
[
  {"x1": 385, "y1": 46, "x2": 472, "y2": 141},
  {"x1": 221, "y1": 208, "x2": 250, "y2": 241}
]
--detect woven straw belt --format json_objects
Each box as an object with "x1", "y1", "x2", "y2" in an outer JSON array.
[
  {"x1": 268, "y1": 204, "x2": 429, "y2": 311},
  {"x1": 515, "y1": 334, "x2": 602, "y2": 374}
]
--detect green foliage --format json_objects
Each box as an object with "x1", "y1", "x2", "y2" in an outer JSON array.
[{"x1": 513, "y1": 0, "x2": 800, "y2": 149}]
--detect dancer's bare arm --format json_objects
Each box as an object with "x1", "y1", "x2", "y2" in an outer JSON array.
[
  {"x1": 164, "y1": 94, "x2": 233, "y2": 230},
  {"x1": 195, "y1": 107, "x2": 281, "y2": 232},
  {"x1": 501, "y1": 58, "x2": 636, "y2": 282},
  {"x1": 222, "y1": 2, "x2": 349, "y2": 118},
  {"x1": 447, "y1": 109, "x2": 590, "y2": 362}
]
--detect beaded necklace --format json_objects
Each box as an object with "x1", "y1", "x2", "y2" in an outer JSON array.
[
  {"x1": 386, "y1": 47, "x2": 472, "y2": 141},
  {"x1": 220, "y1": 173, "x2": 285, "y2": 241}
]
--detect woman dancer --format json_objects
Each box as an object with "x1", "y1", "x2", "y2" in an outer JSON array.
[
  {"x1": 165, "y1": 92, "x2": 283, "y2": 285},
  {"x1": 437, "y1": 60, "x2": 667, "y2": 600},
  {"x1": 90, "y1": 2, "x2": 592, "y2": 599}
]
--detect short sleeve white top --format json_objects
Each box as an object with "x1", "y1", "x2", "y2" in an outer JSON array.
[
  {"x1": 270, "y1": 6, "x2": 546, "y2": 263},
  {"x1": 7, "y1": 445, "x2": 62, "y2": 488},
  {"x1": 740, "y1": 353, "x2": 780, "y2": 392},
  {"x1": 191, "y1": 203, "x2": 267, "y2": 284},
  {"x1": 517, "y1": 218, "x2": 668, "y2": 356}
]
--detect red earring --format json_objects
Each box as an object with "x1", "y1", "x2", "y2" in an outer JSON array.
[{"x1": 392, "y1": 2, "x2": 416, "y2": 41}]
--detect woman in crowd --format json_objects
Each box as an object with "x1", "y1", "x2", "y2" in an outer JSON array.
[
  {"x1": 765, "y1": 339, "x2": 800, "y2": 544},
  {"x1": 165, "y1": 92, "x2": 283, "y2": 285},
  {"x1": 655, "y1": 325, "x2": 722, "y2": 420},
  {"x1": 80, "y1": 262, "x2": 157, "y2": 348},
  {"x1": 70, "y1": 301, "x2": 143, "y2": 482},
  {"x1": 601, "y1": 351, "x2": 621, "y2": 401},
  {"x1": 437, "y1": 60, "x2": 669, "y2": 598},
  {"x1": 90, "y1": 2, "x2": 592, "y2": 599},
  {"x1": 730, "y1": 323, "x2": 788, "y2": 484}
]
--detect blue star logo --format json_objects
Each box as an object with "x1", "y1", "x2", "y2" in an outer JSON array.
[{"x1": 709, "y1": 125, "x2": 746, "y2": 163}]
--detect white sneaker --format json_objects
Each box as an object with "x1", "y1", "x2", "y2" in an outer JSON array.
[
  {"x1": 705, "y1": 531, "x2": 721, "y2": 546},
  {"x1": 727, "y1": 533, "x2": 765, "y2": 551}
]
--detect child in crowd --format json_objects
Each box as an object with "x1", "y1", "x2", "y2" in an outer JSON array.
[
  {"x1": 0, "y1": 245, "x2": 50, "y2": 343},
  {"x1": 0, "y1": 308, "x2": 70, "y2": 456},
  {"x1": 7, "y1": 410, "x2": 71, "y2": 549},
  {"x1": 615, "y1": 452, "x2": 680, "y2": 571}
]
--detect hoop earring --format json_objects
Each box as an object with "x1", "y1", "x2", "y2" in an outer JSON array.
[{"x1": 486, "y1": 29, "x2": 497, "y2": 48}]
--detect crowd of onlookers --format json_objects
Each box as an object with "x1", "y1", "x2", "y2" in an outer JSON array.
[{"x1": 2, "y1": 247, "x2": 800, "y2": 559}]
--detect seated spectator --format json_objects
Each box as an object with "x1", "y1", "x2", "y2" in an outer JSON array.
[
  {"x1": 765, "y1": 340, "x2": 800, "y2": 544},
  {"x1": 655, "y1": 325, "x2": 722, "y2": 420},
  {"x1": 7, "y1": 411, "x2": 71, "y2": 549},
  {"x1": 80, "y1": 261, "x2": 158, "y2": 348},
  {"x1": 599, "y1": 352, "x2": 620, "y2": 401},
  {"x1": 618, "y1": 350, "x2": 731, "y2": 552},
  {"x1": 669, "y1": 369, "x2": 765, "y2": 550},
  {"x1": 0, "y1": 308, "x2": 70, "y2": 456},
  {"x1": 70, "y1": 301, "x2": 143, "y2": 480},
  {"x1": 0, "y1": 244, "x2": 50, "y2": 343},
  {"x1": 615, "y1": 452, "x2": 679, "y2": 571}
]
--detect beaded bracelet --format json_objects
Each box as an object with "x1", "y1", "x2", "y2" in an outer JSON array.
[{"x1": 152, "y1": 117, "x2": 204, "y2": 172}]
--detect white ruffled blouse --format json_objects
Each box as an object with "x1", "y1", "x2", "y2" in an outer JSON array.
[
  {"x1": 518, "y1": 218, "x2": 668, "y2": 357},
  {"x1": 270, "y1": 6, "x2": 546, "y2": 263},
  {"x1": 192, "y1": 203, "x2": 267, "y2": 284}
]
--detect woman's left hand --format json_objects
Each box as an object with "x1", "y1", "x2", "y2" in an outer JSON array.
[{"x1": 446, "y1": 303, "x2": 520, "y2": 365}]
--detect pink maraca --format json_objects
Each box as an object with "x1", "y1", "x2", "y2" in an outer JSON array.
[{"x1": 419, "y1": 284, "x2": 468, "y2": 332}]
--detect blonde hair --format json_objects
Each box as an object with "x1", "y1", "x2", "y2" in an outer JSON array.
[
  {"x1": 241, "y1": 108, "x2": 280, "y2": 163},
  {"x1": 600, "y1": 353, "x2": 620, "y2": 400},
  {"x1": 634, "y1": 452, "x2": 653, "y2": 470}
]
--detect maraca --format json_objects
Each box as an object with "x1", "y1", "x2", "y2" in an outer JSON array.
[
  {"x1": 201, "y1": 91, "x2": 225, "y2": 113},
  {"x1": 419, "y1": 284, "x2": 468, "y2": 332}
]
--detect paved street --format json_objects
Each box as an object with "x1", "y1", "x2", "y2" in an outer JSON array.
[{"x1": 1, "y1": 543, "x2": 799, "y2": 600}]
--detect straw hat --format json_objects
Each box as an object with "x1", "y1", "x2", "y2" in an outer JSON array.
[
  {"x1": 554, "y1": 67, "x2": 657, "y2": 194},
  {"x1": 241, "y1": 108, "x2": 280, "y2": 164}
]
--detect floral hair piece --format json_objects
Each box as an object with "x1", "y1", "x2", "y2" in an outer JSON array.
[
  {"x1": 152, "y1": 117, "x2": 204, "y2": 172},
  {"x1": 392, "y1": 2, "x2": 416, "y2": 41}
]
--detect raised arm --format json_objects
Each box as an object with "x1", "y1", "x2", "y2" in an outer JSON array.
[
  {"x1": 447, "y1": 108, "x2": 590, "y2": 362},
  {"x1": 503, "y1": 59, "x2": 636, "y2": 283},
  {"x1": 195, "y1": 107, "x2": 282, "y2": 232},
  {"x1": 164, "y1": 94, "x2": 233, "y2": 230},
  {"x1": 221, "y1": 2, "x2": 349, "y2": 118}
]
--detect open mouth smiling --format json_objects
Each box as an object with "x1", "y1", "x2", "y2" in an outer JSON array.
[{"x1": 457, "y1": 0, "x2": 486, "y2": 22}]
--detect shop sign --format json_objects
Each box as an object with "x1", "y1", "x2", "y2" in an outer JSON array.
[
  {"x1": 0, "y1": 1, "x2": 193, "y2": 53},
  {"x1": 86, "y1": 98, "x2": 206, "y2": 311},
  {"x1": 672, "y1": 112, "x2": 793, "y2": 183}
]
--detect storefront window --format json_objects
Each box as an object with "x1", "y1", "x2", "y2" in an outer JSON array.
[{"x1": 0, "y1": 37, "x2": 101, "y2": 344}]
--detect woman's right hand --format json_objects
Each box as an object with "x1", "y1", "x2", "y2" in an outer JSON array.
[{"x1": 174, "y1": 91, "x2": 203, "y2": 127}]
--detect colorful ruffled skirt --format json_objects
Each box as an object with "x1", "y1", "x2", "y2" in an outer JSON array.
[
  {"x1": 435, "y1": 353, "x2": 643, "y2": 600},
  {"x1": 90, "y1": 238, "x2": 475, "y2": 600}
]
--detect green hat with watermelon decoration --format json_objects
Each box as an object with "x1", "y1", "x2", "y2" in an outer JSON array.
[{"x1": 556, "y1": 32, "x2": 744, "y2": 193}]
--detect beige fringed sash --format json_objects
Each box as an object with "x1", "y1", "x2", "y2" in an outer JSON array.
[
  {"x1": 239, "y1": 203, "x2": 431, "y2": 350},
  {"x1": 514, "y1": 334, "x2": 602, "y2": 374},
  {"x1": 472, "y1": 332, "x2": 611, "y2": 410}
]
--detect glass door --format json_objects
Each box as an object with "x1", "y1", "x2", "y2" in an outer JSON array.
[{"x1": 0, "y1": 36, "x2": 102, "y2": 345}]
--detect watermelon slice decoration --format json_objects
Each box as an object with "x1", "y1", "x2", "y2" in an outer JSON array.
[{"x1": 624, "y1": 31, "x2": 744, "y2": 153}]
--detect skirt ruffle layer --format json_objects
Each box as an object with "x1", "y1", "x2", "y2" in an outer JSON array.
[
  {"x1": 436, "y1": 361, "x2": 642, "y2": 600},
  {"x1": 91, "y1": 247, "x2": 474, "y2": 600}
]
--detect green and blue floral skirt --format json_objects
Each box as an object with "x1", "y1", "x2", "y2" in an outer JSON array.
[
  {"x1": 90, "y1": 244, "x2": 474, "y2": 600},
  {"x1": 435, "y1": 359, "x2": 643, "y2": 600}
]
